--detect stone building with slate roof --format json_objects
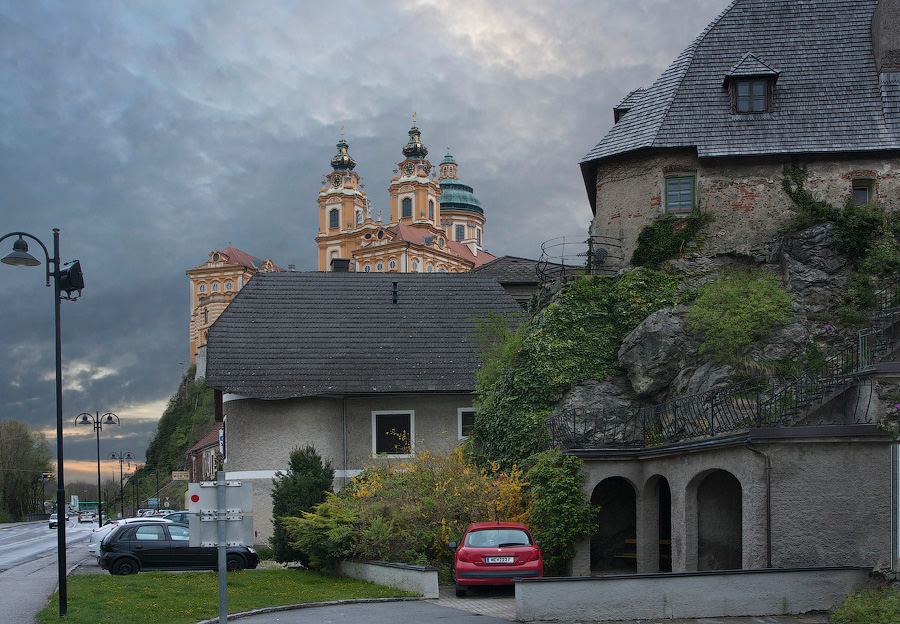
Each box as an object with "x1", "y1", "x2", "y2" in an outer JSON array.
[
  {"x1": 202, "y1": 272, "x2": 522, "y2": 541},
  {"x1": 581, "y1": 0, "x2": 900, "y2": 267}
]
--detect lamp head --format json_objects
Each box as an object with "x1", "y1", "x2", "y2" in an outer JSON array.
[{"x1": 1, "y1": 236, "x2": 40, "y2": 267}]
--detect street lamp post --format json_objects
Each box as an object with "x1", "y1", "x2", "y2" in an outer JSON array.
[
  {"x1": 108, "y1": 452, "x2": 134, "y2": 518},
  {"x1": 75, "y1": 412, "x2": 119, "y2": 527},
  {"x1": 0, "y1": 229, "x2": 83, "y2": 617}
]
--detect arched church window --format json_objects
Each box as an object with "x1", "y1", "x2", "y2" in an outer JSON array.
[
  {"x1": 330, "y1": 209, "x2": 339, "y2": 229},
  {"x1": 212, "y1": 283, "x2": 220, "y2": 292},
  {"x1": 389, "y1": 260, "x2": 396, "y2": 269},
  {"x1": 411, "y1": 261, "x2": 419, "y2": 271},
  {"x1": 427, "y1": 264, "x2": 434, "y2": 273},
  {"x1": 402, "y1": 198, "x2": 412, "y2": 218},
  {"x1": 428, "y1": 200, "x2": 434, "y2": 220},
  {"x1": 225, "y1": 282, "x2": 233, "y2": 291},
  {"x1": 376, "y1": 262, "x2": 384, "y2": 271},
  {"x1": 364, "y1": 265, "x2": 371, "y2": 273},
  {"x1": 198, "y1": 284, "x2": 206, "y2": 294}
]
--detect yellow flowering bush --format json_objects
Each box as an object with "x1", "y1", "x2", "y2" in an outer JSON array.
[{"x1": 282, "y1": 446, "x2": 529, "y2": 571}]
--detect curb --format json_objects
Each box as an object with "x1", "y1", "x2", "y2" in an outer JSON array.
[{"x1": 193, "y1": 596, "x2": 425, "y2": 624}]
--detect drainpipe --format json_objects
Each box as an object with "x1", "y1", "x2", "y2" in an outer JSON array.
[
  {"x1": 745, "y1": 443, "x2": 772, "y2": 568},
  {"x1": 343, "y1": 397, "x2": 349, "y2": 489}
]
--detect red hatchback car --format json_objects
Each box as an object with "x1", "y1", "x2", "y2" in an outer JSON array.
[{"x1": 450, "y1": 521, "x2": 542, "y2": 596}]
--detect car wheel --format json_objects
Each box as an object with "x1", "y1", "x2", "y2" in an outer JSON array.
[
  {"x1": 226, "y1": 555, "x2": 244, "y2": 572},
  {"x1": 111, "y1": 558, "x2": 139, "y2": 575}
]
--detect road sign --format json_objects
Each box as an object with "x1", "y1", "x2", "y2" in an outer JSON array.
[
  {"x1": 187, "y1": 478, "x2": 253, "y2": 547},
  {"x1": 171, "y1": 471, "x2": 189, "y2": 481}
]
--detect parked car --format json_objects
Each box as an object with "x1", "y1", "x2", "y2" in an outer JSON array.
[
  {"x1": 78, "y1": 511, "x2": 97, "y2": 523},
  {"x1": 450, "y1": 522, "x2": 542, "y2": 597},
  {"x1": 87, "y1": 516, "x2": 175, "y2": 557},
  {"x1": 160, "y1": 511, "x2": 197, "y2": 523},
  {"x1": 99, "y1": 520, "x2": 259, "y2": 575}
]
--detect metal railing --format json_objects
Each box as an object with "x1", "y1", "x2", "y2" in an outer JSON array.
[
  {"x1": 549, "y1": 277, "x2": 900, "y2": 450},
  {"x1": 537, "y1": 235, "x2": 624, "y2": 281}
]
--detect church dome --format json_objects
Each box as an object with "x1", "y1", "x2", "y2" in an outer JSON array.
[
  {"x1": 330, "y1": 138, "x2": 356, "y2": 171},
  {"x1": 440, "y1": 179, "x2": 483, "y2": 216},
  {"x1": 401, "y1": 123, "x2": 429, "y2": 160}
]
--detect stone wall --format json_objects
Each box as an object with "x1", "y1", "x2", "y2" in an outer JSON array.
[
  {"x1": 589, "y1": 151, "x2": 900, "y2": 267},
  {"x1": 573, "y1": 428, "x2": 895, "y2": 575}
]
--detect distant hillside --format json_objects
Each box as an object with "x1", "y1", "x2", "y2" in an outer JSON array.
[{"x1": 143, "y1": 365, "x2": 215, "y2": 473}]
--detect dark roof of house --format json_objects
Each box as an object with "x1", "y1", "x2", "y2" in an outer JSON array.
[
  {"x1": 187, "y1": 427, "x2": 220, "y2": 454},
  {"x1": 582, "y1": 0, "x2": 899, "y2": 174},
  {"x1": 204, "y1": 272, "x2": 523, "y2": 400},
  {"x1": 471, "y1": 255, "x2": 582, "y2": 284},
  {"x1": 471, "y1": 256, "x2": 542, "y2": 283}
]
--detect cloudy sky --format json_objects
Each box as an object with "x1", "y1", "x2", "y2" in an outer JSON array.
[{"x1": 0, "y1": 0, "x2": 730, "y2": 485}]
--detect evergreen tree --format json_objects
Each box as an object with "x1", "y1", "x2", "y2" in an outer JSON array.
[{"x1": 271, "y1": 445, "x2": 334, "y2": 564}]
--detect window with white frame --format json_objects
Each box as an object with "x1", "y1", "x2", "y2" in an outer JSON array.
[
  {"x1": 852, "y1": 179, "x2": 874, "y2": 205},
  {"x1": 372, "y1": 411, "x2": 413, "y2": 456},
  {"x1": 458, "y1": 408, "x2": 475, "y2": 439},
  {"x1": 402, "y1": 198, "x2": 412, "y2": 218}
]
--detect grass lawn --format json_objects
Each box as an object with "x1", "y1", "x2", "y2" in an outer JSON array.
[{"x1": 37, "y1": 569, "x2": 417, "y2": 624}]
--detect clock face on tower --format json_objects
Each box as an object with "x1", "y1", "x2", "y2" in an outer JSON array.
[
  {"x1": 403, "y1": 162, "x2": 415, "y2": 176},
  {"x1": 331, "y1": 173, "x2": 342, "y2": 188}
]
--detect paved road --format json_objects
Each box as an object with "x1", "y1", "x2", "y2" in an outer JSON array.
[{"x1": 0, "y1": 542, "x2": 89, "y2": 624}]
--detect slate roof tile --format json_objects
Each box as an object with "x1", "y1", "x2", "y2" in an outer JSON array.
[
  {"x1": 582, "y1": 0, "x2": 899, "y2": 167},
  {"x1": 204, "y1": 272, "x2": 523, "y2": 399}
]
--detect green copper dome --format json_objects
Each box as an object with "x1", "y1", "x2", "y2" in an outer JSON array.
[
  {"x1": 440, "y1": 151, "x2": 457, "y2": 165},
  {"x1": 330, "y1": 138, "x2": 356, "y2": 171},
  {"x1": 402, "y1": 123, "x2": 429, "y2": 160},
  {"x1": 440, "y1": 179, "x2": 483, "y2": 216}
]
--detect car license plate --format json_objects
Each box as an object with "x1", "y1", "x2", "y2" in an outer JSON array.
[{"x1": 486, "y1": 556, "x2": 514, "y2": 564}]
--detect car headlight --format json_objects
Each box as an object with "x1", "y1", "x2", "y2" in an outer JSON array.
[{"x1": 246, "y1": 547, "x2": 257, "y2": 554}]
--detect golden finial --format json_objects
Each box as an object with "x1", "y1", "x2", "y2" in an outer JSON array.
[
  {"x1": 412, "y1": 112, "x2": 417, "y2": 125},
  {"x1": 341, "y1": 125, "x2": 345, "y2": 139}
]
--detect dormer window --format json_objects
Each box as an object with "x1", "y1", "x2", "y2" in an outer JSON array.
[
  {"x1": 735, "y1": 79, "x2": 768, "y2": 113},
  {"x1": 723, "y1": 53, "x2": 779, "y2": 115}
]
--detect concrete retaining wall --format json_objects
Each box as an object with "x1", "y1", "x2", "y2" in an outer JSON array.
[
  {"x1": 340, "y1": 560, "x2": 439, "y2": 599},
  {"x1": 515, "y1": 567, "x2": 870, "y2": 622}
]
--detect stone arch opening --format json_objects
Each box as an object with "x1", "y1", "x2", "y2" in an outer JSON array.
[
  {"x1": 590, "y1": 477, "x2": 637, "y2": 573},
  {"x1": 697, "y1": 469, "x2": 742, "y2": 570}
]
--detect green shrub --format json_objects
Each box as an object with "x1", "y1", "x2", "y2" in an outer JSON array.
[
  {"x1": 524, "y1": 451, "x2": 596, "y2": 576},
  {"x1": 832, "y1": 586, "x2": 900, "y2": 624},
  {"x1": 837, "y1": 273, "x2": 877, "y2": 326},
  {"x1": 271, "y1": 446, "x2": 335, "y2": 564},
  {"x1": 282, "y1": 447, "x2": 529, "y2": 571},
  {"x1": 474, "y1": 269, "x2": 683, "y2": 469},
  {"x1": 631, "y1": 210, "x2": 713, "y2": 268},
  {"x1": 685, "y1": 268, "x2": 793, "y2": 362},
  {"x1": 833, "y1": 199, "x2": 887, "y2": 267}
]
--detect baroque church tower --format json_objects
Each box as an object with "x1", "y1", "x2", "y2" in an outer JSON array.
[{"x1": 315, "y1": 117, "x2": 493, "y2": 273}]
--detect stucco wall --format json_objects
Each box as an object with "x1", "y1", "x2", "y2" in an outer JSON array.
[
  {"x1": 221, "y1": 392, "x2": 474, "y2": 543},
  {"x1": 515, "y1": 567, "x2": 871, "y2": 622},
  {"x1": 589, "y1": 151, "x2": 900, "y2": 267},
  {"x1": 575, "y1": 432, "x2": 895, "y2": 575}
]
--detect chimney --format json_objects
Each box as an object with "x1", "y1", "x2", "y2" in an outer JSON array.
[
  {"x1": 288, "y1": 264, "x2": 296, "y2": 271},
  {"x1": 392, "y1": 281, "x2": 399, "y2": 304},
  {"x1": 873, "y1": 0, "x2": 900, "y2": 70},
  {"x1": 330, "y1": 258, "x2": 351, "y2": 273}
]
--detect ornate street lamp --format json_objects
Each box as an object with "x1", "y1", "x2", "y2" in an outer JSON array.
[
  {"x1": 0, "y1": 229, "x2": 83, "y2": 617},
  {"x1": 75, "y1": 412, "x2": 119, "y2": 527},
  {"x1": 108, "y1": 451, "x2": 135, "y2": 518}
]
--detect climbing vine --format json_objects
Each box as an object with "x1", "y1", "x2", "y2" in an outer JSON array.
[
  {"x1": 473, "y1": 268, "x2": 684, "y2": 469},
  {"x1": 630, "y1": 210, "x2": 714, "y2": 268}
]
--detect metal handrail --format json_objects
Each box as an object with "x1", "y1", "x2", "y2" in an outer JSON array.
[{"x1": 548, "y1": 276, "x2": 900, "y2": 450}]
